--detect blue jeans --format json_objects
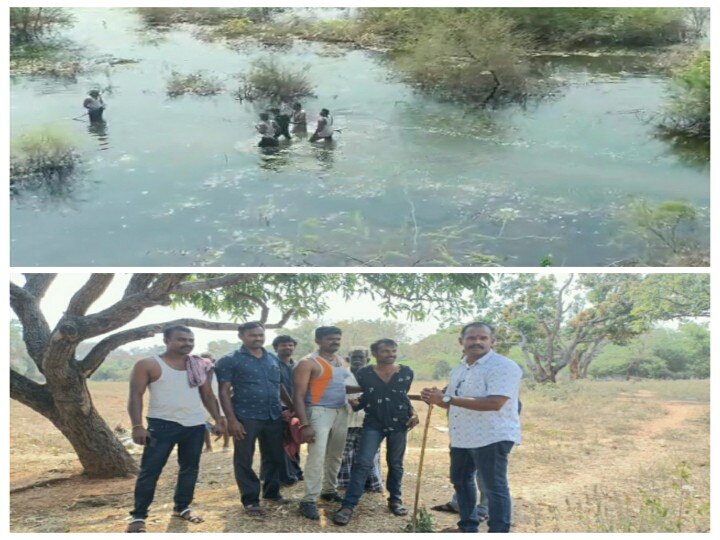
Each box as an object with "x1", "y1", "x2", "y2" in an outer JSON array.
[
  {"x1": 131, "y1": 418, "x2": 206, "y2": 520},
  {"x1": 342, "y1": 426, "x2": 407, "y2": 509},
  {"x1": 450, "y1": 470, "x2": 489, "y2": 518},
  {"x1": 450, "y1": 441, "x2": 514, "y2": 533}
]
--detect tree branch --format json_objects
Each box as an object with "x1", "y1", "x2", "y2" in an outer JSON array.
[
  {"x1": 23, "y1": 273, "x2": 56, "y2": 300},
  {"x1": 170, "y1": 274, "x2": 254, "y2": 294},
  {"x1": 10, "y1": 370, "x2": 55, "y2": 417},
  {"x1": 10, "y1": 281, "x2": 51, "y2": 371},
  {"x1": 80, "y1": 318, "x2": 241, "y2": 377},
  {"x1": 123, "y1": 274, "x2": 157, "y2": 297},
  {"x1": 66, "y1": 274, "x2": 115, "y2": 316}
]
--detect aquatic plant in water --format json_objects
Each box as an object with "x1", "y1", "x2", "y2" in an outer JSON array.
[
  {"x1": 166, "y1": 71, "x2": 224, "y2": 97},
  {"x1": 10, "y1": 127, "x2": 81, "y2": 190},
  {"x1": 235, "y1": 58, "x2": 316, "y2": 104}
]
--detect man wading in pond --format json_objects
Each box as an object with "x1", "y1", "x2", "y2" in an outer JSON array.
[
  {"x1": 309, "y1": 108, "x2": 334, "y2": 143},
  {"x1": 256, "y1": 112, "x2": 279, "y2": 148},
  {"x1": 293, "y1": 326, "x2": 359, "y2": 520},
  {"x1": 83, "y1": 89, "x2": 105, "y2": 123},
  {"x1": 269, "y1": 107, "x2": 292, "y2": 141},
  {"x1": 215, "y1": 322, "x2": 291, "y2": 517},
  {"x1": 126, "y1": 325, "x2": 226, "y2": 533},
  {"x1": 332, "y1": 339, "x2": 419, "y2": 525},
  {"x1": 421, "y1": 323, "x2": 522, "y2": 533}
]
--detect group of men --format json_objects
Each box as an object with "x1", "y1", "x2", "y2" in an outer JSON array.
[
  {"x1": 255, "y1": 104, "x2": 334, "y2": 147},
  {"x1": 125, "y1": 321, "x2": 522, "y2": 534}
]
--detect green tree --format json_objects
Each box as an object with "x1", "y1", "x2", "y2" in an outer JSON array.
[
  {"x1": 10, "y1": 273, "x2": 491, "y2": 478},
  {"x1": 432, "y1": 359, "x2": 453, "y2": 380},
  {"x1": 9, "y1": 7, "x2": 73, "y2": 44}
]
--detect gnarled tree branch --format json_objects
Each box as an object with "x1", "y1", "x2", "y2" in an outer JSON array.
[
  {"x1": 23, "y1": 273, "x2": 56, "y2": 300},
  {"x1": 66, "y1": 274, "x2": 115, "y2": 316},
  {"x1": 10, "y1": 281, "x2": 51, "y2": 370},
  {"x1": 10, "y1": 370, "x2": 55, "y2": 417},
  {"x1": 123, "y1": 274, "x2": 157, "y2": 297},
  {"x1": 171, "y1": 274, "x2": 253, "y2": 295}
]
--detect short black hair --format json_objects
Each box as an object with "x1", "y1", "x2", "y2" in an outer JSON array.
[
  {"x1": 315, "y1": 326, "x2": 342, "y2": 340},
  {"x1": 239, "y1": 321, "x2": 265, "y2": 334},
  {"x1": 272, "y1": 335, "x2": 298, "y2": 350},
  {"x1": 460, "y1": 322, "x2": 495, "y2": 337},
  {"x1": 370, "y1": 338, "x2": 397, "y2": 355},
  {"x1": 163, "y1": 325, "x2": 193, "y2": 339},
  {"x1": 320, "y1": 108, "x2": 330, "y2": 115}
]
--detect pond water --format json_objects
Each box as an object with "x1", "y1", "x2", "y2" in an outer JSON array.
[{"x1": 10, "y1": 8, "x2": 709, "y2": 267}]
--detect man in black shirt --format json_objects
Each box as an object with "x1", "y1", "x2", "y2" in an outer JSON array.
[{"x1": 332, "y1": 339, "x2": 419, "y2": 525}]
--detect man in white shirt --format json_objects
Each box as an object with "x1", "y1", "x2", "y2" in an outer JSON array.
[{"x1": 421, "y1": 322, "x2": 522, "y2": 533}]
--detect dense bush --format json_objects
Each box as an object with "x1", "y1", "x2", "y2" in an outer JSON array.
[
  {"x1": 236, "y1": 58, "x2": 316, "y2": 104},
  {"x1": 136, "y1": 7, "x2": 280, "y2": 27},
  {"x1": 659, "y1": 50, "x2": 710, "y2": 139},
  {"x1": 10, "y1": 7, "x2": 73, "y2": 44},
  {"x1": 11, "y1": 127, "x2": 80, "y2": 188}
]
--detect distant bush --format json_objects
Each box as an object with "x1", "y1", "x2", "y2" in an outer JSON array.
[
  {"x1": 628, "y1": 199, "x2": 698, "y2": 255},
  {"x1": 136, "y1": 7, "x2": 281, "y2": 27},
  {"x1": 166, "y1": 71, "x2": 224, "y2": 97},
  {"x1": 236, "y1": 58, "x2": 316, "y2": 104},
  {"x1": 497, "y1": 7, "x2": 689, "y2": 47},
  {"x1": 11, "y1": 127, "x2": 80, "y2": 188},
  {"x1": 659, "y1": 50, "x2": 709, "y2": 139},
  {"x1": 10, "y1": 7, "x2": 74, "y2": 44}
]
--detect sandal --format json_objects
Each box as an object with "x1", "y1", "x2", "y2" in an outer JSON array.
[
  {"x1": 332, "y1": 507, "x2": 353, "y2": 526},
  {"x1": 172, "y1": 508, "x2": 204, "y2": 523},
  {"x1": 388, "y1": 500, "x2": 408, "y2": 516},
  {"x1": 126, "y1": 520, "x2": 147, "y2": 533},
  {"x1": 431, "y1": 502, "x2": 459, "y2": 514},
  {"x1": 244, "y1": 504, "x2": 267, "y2": 517}
]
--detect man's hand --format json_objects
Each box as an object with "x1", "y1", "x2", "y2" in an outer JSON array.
[
  {"x1": 300, "y1": 425, "x2": 316, "y2": 444},
  {"x1": 132, "y1": 425, "x2": 150, "y2": 445},
  {"x1": 212, "y1": 418, "x2": 227, "y2": 438},
  {"x1": 406, "y1": 413, "x2": 420, "y2": 430},
  {"x1": 348, "y1": 398, "x2": 360, "y2": 409},
  {"x1": 227, "y1": 419, "x2": 246, "y2": 440},
  {"x1": 421, "y1": 387, "x2": 445, "y2": 406}
]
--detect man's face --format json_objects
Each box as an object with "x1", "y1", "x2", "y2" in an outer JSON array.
[
  {"x1": 165, "y1": 330, "x2": 194, "y2": 356},
  {"x1": 349, "y1": 350, "x2": 368, "y2": 371},
  {"x1": 316, "y1": 333, "x2": 342, "y2": 354},
  {"x1": 459, "y1": 326, "x2": 495, "y2": 358},
  {"x1": 373, "y1": 344, "x2": 397, "y2": 366},
  {"x1": 275, "y1": 341, "x2": 296, "y2": 359},
  {"x1": 240, "y1": 327, "x2": 265, "y2": 349}
]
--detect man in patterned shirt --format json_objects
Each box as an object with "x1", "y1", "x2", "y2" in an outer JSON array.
[
  {"x1": 421, "y1": 322, "x2": 522, "y2": 533},
  {"x1": 215, "y1": 322, "x2": 290, "y2": 517}
]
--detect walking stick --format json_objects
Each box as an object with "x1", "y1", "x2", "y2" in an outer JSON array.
[{"x1": 412, "y1": 402, "x2": 434, "y2": 532}]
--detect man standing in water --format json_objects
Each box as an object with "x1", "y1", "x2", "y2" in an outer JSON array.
[
  {"x1": 309, "y1": 108, "x2": 334, "y2": 142},
  {"x1": 256, "y1": 112, "x2": 279, "y2": 148},
  {"x1": 269, "y1": 107, "x2": 292, "y2": 140},
  {"x1": 215, "y1": 322, "x2": 290, "y2": 517},
  {"x1": 83, "y1": 89, "x2": 105, "y2": 123},
  {"x1": 421, "y1": 322, "x2": 522, "y2": 533},
  {"x1": 291, "y1": 102, "x2": 307, "y2": 134},
  {"x1": 126, "y1": 325, "x2": 226, "y2": 533},
  {"x1": 332, "y1": 339, "x2": 419, "y2": 525},
  {"x1": 293, "y1": 326, "x2": 354, "y2": 520}
]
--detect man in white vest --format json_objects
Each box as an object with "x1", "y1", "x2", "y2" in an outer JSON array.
[{"x1": 126, "y1": 325, "x2": 225, "y2": 533}]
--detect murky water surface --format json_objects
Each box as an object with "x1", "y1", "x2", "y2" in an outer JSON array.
[{"x1": 10, "y1": 8, "x2": 709, "y2": 266}]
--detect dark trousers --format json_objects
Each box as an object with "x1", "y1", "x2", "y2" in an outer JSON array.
[
  {"x1": 342, "y1": 426, "x2": 407, "y2": 509},
  {"x1": 450, "y1": 441, "x2": 514, "y2": 533},
  {"x1": 261, "y1": 449, "x2": 303, "y2": 485},
  {"x1": 274, "y1": 126, "x2": 291, "y2": 140},
  {"x1": 259, "y1": 137, "x2": 279, "y2": 148},
  {"x1": 88, "y1": 108, "x2": 104, "y2": 123},
  {"x1": 232, "y1": 417, "x2": 285, "y2": 507},
  {"x1": 130, "y1": 418, "x2": 205, "y2": 520}
]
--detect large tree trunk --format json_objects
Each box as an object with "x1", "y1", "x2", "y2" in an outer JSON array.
[
  {"x1": 12, "y1": 363, "x2": 138, "y2": 478},
  {"x1": 569, "y1": 350, "x2": 582, "y2": 380}
]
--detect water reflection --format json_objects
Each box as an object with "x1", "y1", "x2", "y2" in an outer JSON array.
[
  {"x1": 657, "y1": 132, "x2": 710, "y2": 170},
  {"x1": 310, "y1": 139, "x2": 336, "y2": 170},
  {"x1": 87, "y1": 120, "x2": 110, "y2": 150}
]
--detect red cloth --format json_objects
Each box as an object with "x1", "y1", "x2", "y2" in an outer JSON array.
[{"x1": 282, "y1": 409, "x2": 302, "y2": 461}]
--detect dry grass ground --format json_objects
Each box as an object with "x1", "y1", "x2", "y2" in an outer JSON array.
[{"x1": 9, "y1": 379, "x2": 710, "y2": 533}]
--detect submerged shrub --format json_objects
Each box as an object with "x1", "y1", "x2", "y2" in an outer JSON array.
[
  {"x1": 11, "y1": 127, "x2": 80, "y2": 188},
  {"x1": 166, "y1": 71, "x2": 224, "y2": 97},
  {"x1": 659, "y1": 50, "x2": 709, "y2": 139},
  {"x1": 236, "y1": 58, "x2": 316, "y2": 104},
  {"x1": 628, "y1": 199, "x2": 698, "y2": 255}
]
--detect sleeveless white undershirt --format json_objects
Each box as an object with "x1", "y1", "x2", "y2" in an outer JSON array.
[{"x1": 147, "y1": 355, "x2": 206, "y2": 426}]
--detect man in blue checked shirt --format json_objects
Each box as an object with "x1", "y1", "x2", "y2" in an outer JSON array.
[{"x1": 216, "y1": 322, "x2": 291, "y2": 517}]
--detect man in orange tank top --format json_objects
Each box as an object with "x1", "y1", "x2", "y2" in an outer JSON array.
[{"x1": 293, "y1": 326, "x2": 359, "y2": 520}]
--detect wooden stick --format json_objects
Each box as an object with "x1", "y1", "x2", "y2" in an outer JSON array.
[{"x1": 412, "y1": 402, "x2": 433, "y2": 532}]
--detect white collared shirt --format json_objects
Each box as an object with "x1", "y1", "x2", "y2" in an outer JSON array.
[{"x1": 446, "y1": 349, "x2": 523, "y2": 449}]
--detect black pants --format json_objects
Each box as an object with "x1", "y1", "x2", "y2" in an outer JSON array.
[
  {"x1": 274, "y1": 126, "x2": 291, "y2": 140},
  {"x1": 259, "y1": 137, "x2": 279, "y2": 148},
  {"x1": 130, "y1": 418, "x2": 205, "y2": 520},
  {"x1": 88, "y1": 108, "x2": 104, "y2": 123},
  {"x1": 232, "y1": 417, "x2": 285, "y2": 507},
  {"x1": 261, "y1": 448, "x2": 303, "y2": 485}
]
